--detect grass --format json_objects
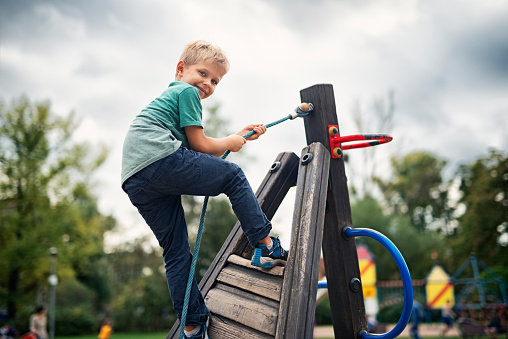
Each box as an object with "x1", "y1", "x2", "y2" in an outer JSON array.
[{"x1": 56, "y1": 333, "x2": 168, "y2": 339}]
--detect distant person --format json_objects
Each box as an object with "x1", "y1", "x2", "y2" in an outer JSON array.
[
  {"x1": 98, "y1": 319, "x2": 113, "y2": 339},
  {"x1": 367, "y1": 315, "x2": 378, "y2": 333},
  {"x1": 410, "y1": 299, "x2": 424, "y2": 339},
  {"x1": 0, "y1": 322, "x2": 17, "y2": 339},
  {"x1": 121, "y1": 40, "x2": 288, "y2": 338},
  {"x1": 29, "y1": 305, "x2": 47, "y2": 339},
  {"x1": 485, "y1": 309, "x2": 505, "y2": 339},
  {"x1": 441, "y1": 300, "x2": 454, "y2": 337}
]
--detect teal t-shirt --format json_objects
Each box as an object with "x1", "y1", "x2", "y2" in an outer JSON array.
[{"x1": 121, "y1": 81, "x2": 203, "y2": 184}]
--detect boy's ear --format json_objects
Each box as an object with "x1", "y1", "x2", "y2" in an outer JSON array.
[{"x1": 176, "y1": 61, "x2": 185, "y2": 77}]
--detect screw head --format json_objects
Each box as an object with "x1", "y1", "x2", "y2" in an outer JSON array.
[
  {"x1": 350, "y1": 277, "x2": 362, "y2": 293},
  {"x1": 270, "y1": 161, "x2": 281, "y2": 173},
  {"x1": 301, "y1": 152, "x2": 314, "y2": 165}
]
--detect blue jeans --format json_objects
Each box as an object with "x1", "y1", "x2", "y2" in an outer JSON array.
[
  {"x1": 410, "y1": 321, "x2": 421, "y2": 339},
  {"x1": 122, "y1": 147, "x2": 272, "y2": 326}
]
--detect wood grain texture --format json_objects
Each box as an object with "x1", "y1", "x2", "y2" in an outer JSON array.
[
  {"x1": 217, "y1": 263, "x2": 283, "y2": 301},
  {"x1": 205, "y1": 283, "x2": 279, "y2": 336},
  {"x1": 208, "y1": 316, "x2": 273, "y2": 339},
  {"x1": 276, "y1": 142, "x2": 330, "y2": 339},
  {"x1": 300, "y1": 84, "x2": 368, "y2": 339}
]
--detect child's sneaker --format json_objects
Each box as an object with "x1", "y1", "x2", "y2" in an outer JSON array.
[
  {"x1": 184, "y1": 319, "x2": 209, "y2": 339},
  {"x1": 251, "y1": 236, "x2": 288, "y2": 268}
]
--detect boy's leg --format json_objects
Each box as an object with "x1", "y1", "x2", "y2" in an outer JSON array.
[
  {"x1": 123, "y1": 163, "x2": 209, "y2": 327},
  {"x1": 144, "y1": 148, "x2": 271, "y2": 247},
  {"x1": 155, "y1": 148, "x2": 287, "y2": 269},
  {"x1": 164, "y1": 148, "x2": 272, "y2": 247}
]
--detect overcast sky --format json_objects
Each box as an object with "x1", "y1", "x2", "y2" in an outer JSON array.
[{"x1": 1, "y1": 0, "x2": 507, "y2": 249}]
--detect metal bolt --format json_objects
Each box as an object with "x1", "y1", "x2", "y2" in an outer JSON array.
[
  {"x1": 350, "y1": 277, "x2": 362, "y2": 293},
  {"x1": 270, "y1": 161, "x2": 281, "y2": 173},
  {"x1": 301, "y1": 152, "x2": 313, "y2": 165}
]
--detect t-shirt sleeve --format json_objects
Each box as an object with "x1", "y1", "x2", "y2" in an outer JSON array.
[{"x1": 178, "y1": 87, "x2": 203, "y2": 128}]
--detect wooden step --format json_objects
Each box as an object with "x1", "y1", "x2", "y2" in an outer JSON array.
[
  {"x1": 208, "y1": 313, "x2": 274, "y2": 339},
  {"x1": 205, "y1": 283, "x2": 280, "y2": 336},
  {"x1": 226, "y1": 254, "x2": 285, "y2": 277},
  {"x1": 219, "y1": 255, "x2": 284, "y2": 301}
]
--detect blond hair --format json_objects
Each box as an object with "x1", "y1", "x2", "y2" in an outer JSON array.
[{"x1": 179, "y1": 40, "x2": 230, "y2": 75}]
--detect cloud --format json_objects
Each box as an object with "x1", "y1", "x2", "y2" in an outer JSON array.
[{"x1": 1, "y1": 0, "x2": 507, "y2": 247}]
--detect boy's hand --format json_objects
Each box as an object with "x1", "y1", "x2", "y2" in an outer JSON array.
[
  {"x1": 237, "y1": 124, "x2": 267, "y2": 141},
  {"x1": 228, "y1": 134, "x2": 247, "y2": 152}
]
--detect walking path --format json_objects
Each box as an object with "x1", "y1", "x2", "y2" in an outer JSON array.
[{"x1": 314, "y1": 323, "x2": 460, "y2": 338}]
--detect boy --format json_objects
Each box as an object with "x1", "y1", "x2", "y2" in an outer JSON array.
[{"x1": 121, "y1": 40, "x2": 288, "y2": 338}]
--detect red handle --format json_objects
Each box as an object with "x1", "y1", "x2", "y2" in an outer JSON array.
[{"x1": 328, "y1": 125, "x2": 393, "y2": 158}]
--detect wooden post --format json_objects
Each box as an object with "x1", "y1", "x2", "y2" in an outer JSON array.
[
  {"x1": 300, "y1": 84, "x2": 368, "y2": 338},
  {"x1": 276, "y1": 142, "x2": 330, "y2": 339}
]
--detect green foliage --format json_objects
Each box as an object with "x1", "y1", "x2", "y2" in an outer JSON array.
[
  {"x1": 54, "y1": 306, "x2": 96, "y2": 335},
  {"x1": 351, "y1": 197, "x2": 449, "y2": 281},
  {"x1": 315, "y1": 296, "x2": 333, "y2": 325},
  {"x1": 0, "y1": 96, "x2": 114, "y2": 326},
  {"x1": 376, "y1": 152, "x2": 448, "y2": 232},
  {"x1": 107, "y1": 241, "x2": 175, "y2": 332},
  {"x1": 450, "y1": 149, "x2": 507, "y2": 270}
]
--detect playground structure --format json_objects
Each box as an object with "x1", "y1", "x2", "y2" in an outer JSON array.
[
  {"x1": 368, "y1": 253, "x2": 507, "y2": 328},
  {"x1": 376, "y1": 256, "x2": 507, "y2": 310},
  {"x1": 167, "y1": 84, "x2": 412, "y2": 339}
]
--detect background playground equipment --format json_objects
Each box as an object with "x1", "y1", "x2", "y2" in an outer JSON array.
[
  {"x1": 374, "y1": 254, "x2": 507, "y2": 325},
  {"x1": 425, "y1": 264, "x2": 455, "y2": 310},
  {"x1": 167, "y1": 84, "x2": 409, "y2": 339},
  {"x1": 358, "y1": 244, "x2": 379, "y2": 317},
  {"x1": 453, "y1": 255, "x2": 507, "y2": 313}
]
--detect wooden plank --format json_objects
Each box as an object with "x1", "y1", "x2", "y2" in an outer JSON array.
[
  {"x1": 300, "y1": 84, "x2": 368, "y2": 338},
  {"x1": 227, "y1": 254, "x2": 284, "y2": 277},
  {"x1": 217, "y1": 263, "x2": 283, "y2": 301},
  {"x1": 205, "y1": 283, "x2": 279, "y2": 336},
  {"x1": 208, "y1": 317, "x2": 273, "y2": 339},
  {"x1": 276, "y1": 142, "x2": 330, "y2": 339},
  {"x1": 167, "y1": 152, "x2": 299, "y2": 339}
]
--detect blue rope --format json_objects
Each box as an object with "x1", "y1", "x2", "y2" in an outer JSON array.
[{"x1": 178, "y1": 104, "x2": 312, "y2": 338}]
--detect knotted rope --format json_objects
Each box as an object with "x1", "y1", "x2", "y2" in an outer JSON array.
[{"x1": 178, "y1": 103, "x2": 313, "y2": 338}]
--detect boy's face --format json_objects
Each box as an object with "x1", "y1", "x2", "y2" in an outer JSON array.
[{"x1": 176, "y1": 60, "x2": 225, "y2": 99}]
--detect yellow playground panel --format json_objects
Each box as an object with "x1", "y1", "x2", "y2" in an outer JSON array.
[
  {"x1": 358, "y1": 244, "x2": 377, "y2": 298},
  {"x1": 425, "y1": 264, "x2": 455, "y2": 309}
]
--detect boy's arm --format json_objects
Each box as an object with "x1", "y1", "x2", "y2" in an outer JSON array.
[{"x1": 185, "y1": 126, "x2": 246, "y2": 156}]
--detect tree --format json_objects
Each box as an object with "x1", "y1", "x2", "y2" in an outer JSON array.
[
  {"x1": 107, "y1": 240, "x2": 174, "y2": 332},
  {"x1": 450, "y1": 149, "x2": 508, "y2": 270},
  {"x1": 0, "y1": 96, "x2": 113, "y2": 321},
  {"x1": 376, "y1": 152, "x2": 449, "y2": 232},
  {"x1": 351, "y1": 196, "x2": 449, "y2": 281}
]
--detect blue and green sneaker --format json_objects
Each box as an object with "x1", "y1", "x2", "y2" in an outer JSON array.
[{"x1": 251, "y1": 236, "x2": 288, "y2": 268}]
